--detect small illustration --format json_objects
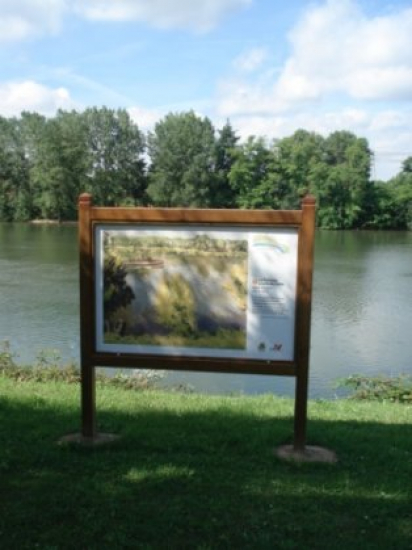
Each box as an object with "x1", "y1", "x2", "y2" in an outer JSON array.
[{"x1": 252, "y1": 235, "x2": 289, "y2": 253}]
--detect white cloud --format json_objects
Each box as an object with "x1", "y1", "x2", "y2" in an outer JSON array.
[
  {"x1": 230, "y1": 108, "x2": 368, "y2": 144},
  {"x1": 233, "y1": 48, "x2": 268, "y2": 73},
  {"x1": 369, "y1": 110, "x2": 406, "y2": 132},
  {"x1": 0, "y1": 0, "x2": 251, "y2": 42},
  {"x1": 217, "y1": 0, "x2": 412, "y2": 119},
  {"x1": 0, "y1": 0, "x2": 66, "y2": 43},
  {"x1": 73, "y1": 0, "x2": 252, "y2": 32},
  {"x1": 214, "y1": 0, "x2": 412, "y2": 179},
  {"x1": 345, "y1": 67, "x2": 412, "y2": 101},
  {"x1": 128, "y1": 106, "x2": 162, "y2": 131},
  {"x1": 0, "y1": 80, "x2": 77, "y2": 117},
  {"x1": 368, "y1": 110, "x2": 412, "y2": 180},
  {"x1": 283, "y1": 0, "x2": 412, "y2": 102}
]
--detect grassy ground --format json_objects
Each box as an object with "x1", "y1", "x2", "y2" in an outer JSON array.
[{"x1": 0, "y1": 376, "x2": 411, "y2": 550}]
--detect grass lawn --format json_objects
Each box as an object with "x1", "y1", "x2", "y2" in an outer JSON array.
[{"x1": 0, "y1": 376, "x2": 411, "y2": 549}]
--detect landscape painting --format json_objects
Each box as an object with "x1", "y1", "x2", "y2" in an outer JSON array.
[{"x1": 100, "y1": 228, "x2": 248, "y2": 352}]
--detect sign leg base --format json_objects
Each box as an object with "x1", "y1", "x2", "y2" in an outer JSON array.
[
  {"x1": 58, "y1": 433, "x2": 120, "y2": 446},
  {"x1": 275, "y1": 444, "x2": 337, "y2": 463}
]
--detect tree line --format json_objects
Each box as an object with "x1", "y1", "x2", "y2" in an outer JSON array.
[{"x1": 0, "y1": 107, "x2": 411, "y2": 229}]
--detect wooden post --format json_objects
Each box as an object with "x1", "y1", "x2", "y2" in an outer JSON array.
[
  {"x1": 293, "y1": 195, "x2": 316, "y2": 452},
  {"x1": 78, "y1": 193, "x2": 96, "y2": 439}
]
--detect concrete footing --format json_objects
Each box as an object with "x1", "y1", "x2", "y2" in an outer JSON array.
[
  {"x1": 275, "y1": 445, "x2": 337, "y2": 463},
  {"x1": 59, "y1": 433, "x2": 120, "y2": 446}
]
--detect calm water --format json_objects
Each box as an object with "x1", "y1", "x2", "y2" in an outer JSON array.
[{"x1": 0, "y1": 223, "x2": 411, "y2": 398}]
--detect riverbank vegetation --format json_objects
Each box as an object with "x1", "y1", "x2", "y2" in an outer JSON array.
[
  {"x1": 337, "y1": 374, "x2": 412, "y2": 404},
  {"x1": 1, "y1": 355, "x2": 412, "y2": 549},
  {"x1": 2, "y1": 345, "x2": 411, "y2": 403},
  {"x1": 1, "y1": 109, "x2": 411, "y2": 229}
]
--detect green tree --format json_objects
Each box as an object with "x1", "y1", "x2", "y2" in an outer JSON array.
[
  {"x1": 18, "y1": 112, "x2": 48, "y2": 220},
  {"x1": 0, "y1": 116, "x2": 33, "y2": 221},
  {"x1": 401, "y1": 156, "x2": 412, "y2": 174},
  {"x1": 228, "y1": 136, "x2": 299, "y2": 210},
  {"x1": 212, "y1": 120, "x2": 239, "y2": 208},
  {"x1": 30, "y1": 110, "x2": 88, "y2": 220},
  {"x1": 228, "y1": 136, "x2": 273, "y2": 208},
  {"x1": 0, "y1": 108, "x2": 409, "y2": 229},
  {"x1": 0, "y1": 117, "x2": 19, "y2": 220},
  {"x1": 380, "y1": 157, "x2": 412, "y2": 228},
  {"x1": 315, "y1": 131, "x2": 372, "y2": 228},
  {"x1": 147, "y1": 111, "x2": 216, "y2": 207},
  {"x1": 365, "y1": 182, "x2": 403, "y2": 229},
  {"x1": 82, "y1": 107, "x2": 146, "y2": 206},
  {"x1": 277, "y1": 129, "x2": 326, "y2": 200}
]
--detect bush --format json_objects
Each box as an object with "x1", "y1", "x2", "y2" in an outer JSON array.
[{"x1": 338, "y1": 374, "x2": 412, "y2": 403}]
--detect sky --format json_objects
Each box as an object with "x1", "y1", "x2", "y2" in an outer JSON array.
[{"x1": 1, "y1": 0, "x2": 412, "y2": 181}]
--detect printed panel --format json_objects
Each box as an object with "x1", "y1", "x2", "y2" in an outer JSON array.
[{"x1": 95, "y1": 225, "x2": 298, "y2": 361}]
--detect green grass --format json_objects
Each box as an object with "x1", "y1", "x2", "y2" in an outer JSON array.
[{"x1": 1, "y1": 376, "x2": 411, "y2": 549}]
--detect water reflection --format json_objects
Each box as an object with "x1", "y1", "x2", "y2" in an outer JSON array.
[
  {"x1": 0, "y1": 223, "x2": 80, "y2": 363},
  {"x1": 310, "y1": 230, "x2": 412, "y2": 397}
]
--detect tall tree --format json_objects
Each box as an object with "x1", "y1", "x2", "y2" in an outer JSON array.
[
  {"x1": 277, "y1": 129, "x2": 326, "y2": 198},
  {"x1": 30, "y1": 110, "x2": 88, "y2": 220},
  {"x1": 401, "y1": 156, "x2": 412, "y2": 174},
  {"x1": 82, "y1": 107, "x2": 146, "y2": 206},
  {"x1": 228, "y1": 135, "x2": 307, "y2": 210},
  {"x1": 385, "y1": 156, "x2": 412, "y2": 228},
  {"x1": 147, "y1": 111, "x2": 216, "y2": 207},
  {"x1": 317, "y1": 131, "x2": 372, "y2": 228},
  {"x1": 19, "y1": 112, "x2": 48, "y2": 220},
  {"x1": 0, "y1": 116, "x2": 32, "y2": 221},
  {"x1": 228, "y1": 136, "x2": 278, "y2": 209},
  {"x1": 212, "y1": 120, "x2": 239, "y2": 208}
]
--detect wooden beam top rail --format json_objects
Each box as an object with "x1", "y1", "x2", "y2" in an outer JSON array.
[{"x1": 88, "y1": 206, "x2": 302, "y2": 226}]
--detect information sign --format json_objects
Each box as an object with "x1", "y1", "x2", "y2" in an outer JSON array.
[{"x1": 77, "y1": 194, "x2": 316, "y2": 451}]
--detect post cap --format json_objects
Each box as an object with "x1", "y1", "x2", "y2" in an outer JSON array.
[
  {"x1": 302, "y1": 194, "x2": 316, "y2": 206},
  {"x1": 79, "y1": 193, "x2": 92, "y2": 205}
]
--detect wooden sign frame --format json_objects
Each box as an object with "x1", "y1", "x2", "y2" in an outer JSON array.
[{"x1": 78, "y1": 194, "x2": 316, "y2": 451}]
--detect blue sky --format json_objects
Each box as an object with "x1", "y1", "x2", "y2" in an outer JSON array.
[{"x1": 1, "y1": 0, "x2": 412, "y2": 180}]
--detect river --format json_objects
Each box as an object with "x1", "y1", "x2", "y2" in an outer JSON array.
[{"x1": 0, "y1": 223, "x2": 411, "y2": 398}]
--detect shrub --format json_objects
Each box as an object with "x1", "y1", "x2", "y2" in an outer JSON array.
[{"x1": 338, "y1": 374, "x2": 412, "y2": 403}]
